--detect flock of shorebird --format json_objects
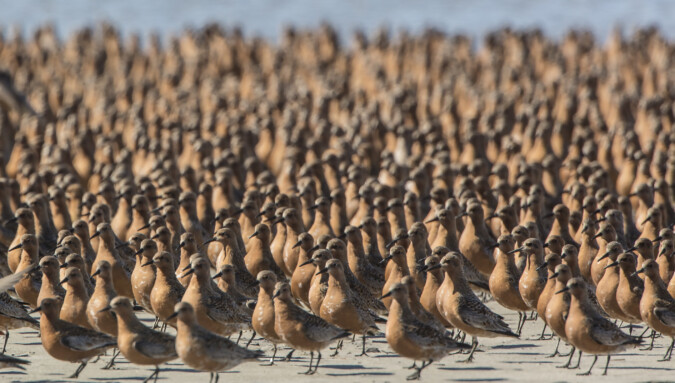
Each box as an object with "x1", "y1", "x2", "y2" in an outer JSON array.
[{"x1": 0, "y1": 23, "x2": 674, "y2": 381}]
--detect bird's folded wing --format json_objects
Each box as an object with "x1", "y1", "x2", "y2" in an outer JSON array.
[
  {"x1": 654, "y1": 304, "x2": 675, "y2": 327},
  {"x1": 404, "y1": 321, "x2": 445, "y2": 347},
  {"x1": 0, "y1": 292, "x2": 35, "y2": 321},
  {"x1": 458, "y1": 295, "x2": 504, "y2": 330},
  {"x1": 589, "y1": 321, "x2": 632, "y2": 346},
  {"x1": 134, "y1": 337, "x2": 178, "y2": 359},
  {"x1": 302, "y1": 313, "x2": 344, "y2": 342},
  {"x1": 0, "y1": 266, "x2": 36, "y2": 294},
  {"x1": 61, "y1": 332, "x2": 115, "y2": 351}
]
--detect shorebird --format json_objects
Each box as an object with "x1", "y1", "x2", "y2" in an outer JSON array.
[
  {"x1": 0, "y1": 266, "x2": 41, "y2": 353},
  {"x1": 180, "y1": 257, "x2": 251, "y2": 336},
  {"x1": 637, "y1": 259, "x2": 675, "y2": 360},
  {"x1": 318, "y1": 259, "x2": 381, "y2": 356},
  {"x1": 87, "y1": 260, "x2": 118, "y2": 336},
  {"x1": 381, "y1": 281, "x2": 470, "y2": 380},
  {"x1": 560, "y1": 278, "x2": 641, "y2": 375},
  {"x1": 489, "y1": 235, "x2": 529, "y2": 334},
  {"x1": 149, "y1": 251, "x2": 185, "y2": 328},
  {"x1": 545, "y1": 264, "x2": 577, "y2": 366},
  {"x1": 33, "y1": 297, "x2": 117, "y2": 378},
  {"x1": 59, "y1": 267, "x2": 92, "y2": 329},
  {"x1": 252, "y1": 270, "x2": 291, "y2": 365},
  {"x1": 37, "y1": 255, "x2": 66, "y2": 305},
  {"x1": 273, "y1": 282, "x2": 349, "y2": 374},
  {"x1": 431, "y1": 253, "x2": 518, "y2": 362},
  {"x1": 307, "y1": 249, "x2": 333, "y2": 315},
  {"x1": 106, "y1": 297, "x2": 178, "y2": 383},
  {"x1": 171, "y1": 302, "x2": 261, "y2": 383}
]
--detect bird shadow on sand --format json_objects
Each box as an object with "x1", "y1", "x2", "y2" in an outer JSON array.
[
  {"x1": 610, "y1": 365, "x2": 675, "y2": 371},
  {"x1": 316, "y1": 364, "x2": 392, "y2": 376},
  {"x1": 438, "y1": 366, "x2": 496, "y2": 371},
  {"x1": 14, "y1": 342, "x2": 42, "y2": 346},
  {"x1": 320, "y1": 363, "x2": 380, "y2": 370},
  {"x1": 491, "y1": 343, "x2": 538, "y2": 349},
  {"x1": 372, "y1": 353, "x2": 400, "y2": 358},
  {"x1": 12, "y1": 380, "x2": 69, "y2": 383},
  {"x1": 504, "y1": 359, "x2": 555, "y2": 364},
  {"x1": 325, "y1": 372, "x2": 393, "y2": 377},
  {"x1": 0, "y1": 370, "x2": 26, "y2": 377}
]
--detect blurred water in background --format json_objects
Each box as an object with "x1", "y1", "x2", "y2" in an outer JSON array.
[{"x1": 0, "y1": 0, "x2": 672, "y2": 44}]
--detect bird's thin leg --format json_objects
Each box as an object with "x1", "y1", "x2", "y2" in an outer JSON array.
[
  {"x1": 602, "y1": 355, "x2": 611, "y2": 376},
  {"x1": 459, "y1": 337, "x2": 478, "y2": 363},
  {"x1": 262, "y1": 344, "x2": 277, "y2": 366},
  {"x1": 160, "y1": 322, "x2": 167, "y2": 333},
  {"x1": 152, "y1": 317, "x2": 160, "y2": 329},
  {"x1": 235, "y1": 330, "x2": 243, "y2": 344},
  {"x1": 330, "y1": 340, "x2": 343, "y2": 357},
  {"x1": 245, "y1": 331, "x2": 256, "y2": 348},
  {"x1": 637, "y1": 326, "x2": 651, "y2": 339},
  {"x1": 407, "y1": 361, "x2": 417, "y2": 369},
  {"x1": 641, "y1": 330, "x2": 657, "y2": 351},
  {"x1": 517, "y1": 312, "x2": 526, "y2": 335},
  {"x1": 538, "y1": 323, "x2": 549, "y2": 340},
  {"x1": 143, "y1": 366, "x2": 160, "y2": 383},
  {"x1": 557, "y1": 347, "x2": 575, "y2": 369},
  {"x1": 1, "y1": 330, "x2": 8, "y2": 354},
  {"x1": 311, "y1": 351, "x2": 322, "y2": 374},
  {"x1": 214, "y1": 372, "x2": 219, "y2": 383},
  {"x1": 357, "y1": 334, "x2": 368, "y2": 356},
  {"x1": 548, "y1": 337, "x2": 561, "y2": 357},
  {"x1": 283, "y1": 349, "x2": 295, "y2": 361},
  {"x1": 558, "y1": 344, "x2": 573, "y2": 357},
  {"x1": 659, "y1": 338, "x2": 675, "y2": 362},
  {"x1": 70, "y1": 362, "x2": 88, "y2": 379},
  {"x1": 570, "y1": 350, "x2": 583, "y2": 369},
  {"x1": 577, "y1": 355, "x2": 597, "y2": 376},
  {"x1": 103, "y1": 348, "x2": 121, "y2": 369},
  {"x1": 299, "y1": 351, "x2": 314, "y2": 375},
  {"x1": 407, "y1": 359, "x2": 433, "y2": 380}
]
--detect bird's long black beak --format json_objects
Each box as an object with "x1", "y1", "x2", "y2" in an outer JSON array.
[
  {"x1": 29, "y1": 306, "x2": 42, "y2": 314},
  {"x1": 379, "y1": 255, "x2": 393, "y2": 265},
  {"x1": 182, "y1": 268, "x2": 195, "y2": 277},
  {"x1": 604, "y1": 261, "x2": 620, "y2": 270},
  {"x1": 379, "y1": 291, "x2": 393, "y2": 300},
  {"x1": 8, "y1": 244, "x2": 22, "y2": 252},
  {"x1": 555, "y1": 286, "x2": 570, "y2": 294}
]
